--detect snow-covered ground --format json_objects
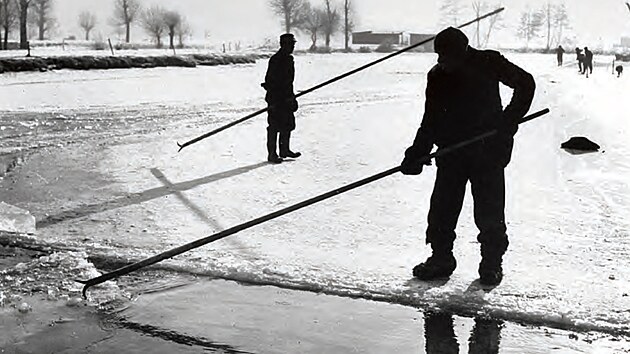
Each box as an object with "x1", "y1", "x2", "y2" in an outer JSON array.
[{"x1": 1, "y1": 52, "x2": 629, "y2": 342}]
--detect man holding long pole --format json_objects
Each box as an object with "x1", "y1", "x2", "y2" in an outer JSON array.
[
  {"x1": 401, "y1": 27, "x2": 536, "y2": 286},
  {"x1": 262, "y1": 33, "x2": 301, "y2": 164}
]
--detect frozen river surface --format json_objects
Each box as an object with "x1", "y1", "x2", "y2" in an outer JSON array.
[{"x1": 1, "y1": 52, "x2": 629, "y2": 340}]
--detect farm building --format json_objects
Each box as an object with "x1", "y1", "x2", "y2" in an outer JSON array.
[{"x1": 352, "y1": 31, "x2": 404, "y2": 46}]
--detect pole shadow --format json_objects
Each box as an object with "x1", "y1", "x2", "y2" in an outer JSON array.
[
  {"x1": 37, "y1": 161, "x2": 270, "y2": 228},
  {"x1": 149, "y1": 168, "x2": 258, "y2": 257}
]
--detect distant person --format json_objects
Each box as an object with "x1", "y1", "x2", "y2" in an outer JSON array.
[
  {"x1": 262, "y1": 33, "x2": 301, "y2": 164},
  {"x1": 575, "y1": 47, "x2": 584, "y2": 73},
  {"x1": 556, "y1": 45, "x2": 565, "y2": 66},
  {"x1": 583, "y1": 47, "x2": 594, "y2": 76},
  {"x1": 616, "y1": 64, "x2": 624, "y2": 78},
  {"x1": 401, "y1": 27, "x2": 535, "y2": 286}
]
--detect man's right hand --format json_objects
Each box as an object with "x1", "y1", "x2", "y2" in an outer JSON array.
[{"x1": 401, "y1": 157, "x2": 430, "y2": 175}]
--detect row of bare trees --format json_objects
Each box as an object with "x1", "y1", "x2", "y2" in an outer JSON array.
[
  {"x1": 139, "y1": 5, "x2": 191, "y2": 49},
  {"x1": 110, "y1": 0, "x2": 191, "y2": 49},
  {"x1": 439, "y1": 0, "x2": 571, "y2": 51},
  {"x1": 0, "y1": 0, "x2": 192, "y2": 50},
  {"x1": 0, "y1": 0, "x2": 55, "y2": 49},
  {"x1": 517, "y1": 3, "x2": 569, "y2": 50},
  {"x1": 268, "y1": 0, "x2": 354, "y2": 51},
  {"x1": 79, "y1": 1, "x2": 191, "y2": 48}
]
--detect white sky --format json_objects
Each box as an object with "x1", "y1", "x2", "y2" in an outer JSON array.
[{"x1": 49, "y1": 0, "x2": 630, "y2": 49}]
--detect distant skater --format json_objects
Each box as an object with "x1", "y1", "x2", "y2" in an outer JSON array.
[
  {"x1": 262, "y1": 33, "x2": 301, "y2": 164},
  {"x1": 575, "y1": 47, "x2": 584, "y2": 73},
  {"x1": 616, "y1": 64, "x2": 624, "y2": 78},
  {"x1": 582, "y1": 47, "x2": 594, "y2": 77},
  {"x1": 400, "y1": 27, "x2": 535, "y2": 286},
  {"x1": 556, "y1": 45, "x2": 565, "y2": 66}
]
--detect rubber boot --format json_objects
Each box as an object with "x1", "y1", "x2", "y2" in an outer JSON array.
[
  {"x1": 279, "y1": 132, "x2": 301, "y2": 159},
  {"x1": 479, "y1": 245, "x2": 504, "y2": 286},
  {"x1": 413, "y1": 245, "x2": 457, "y2": 281},
  {"x1": 267, "y1": 129, "x2": 282, "y2": 164}
]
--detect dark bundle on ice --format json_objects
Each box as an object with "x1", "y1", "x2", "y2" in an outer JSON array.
[
  {"x1": 616, "y1": 65, "x2": 623, "y2": 78},
  {"x1": 561, "y1": 137, "x2": 600, "y2": 152}
]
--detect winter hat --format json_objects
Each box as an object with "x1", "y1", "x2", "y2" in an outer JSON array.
[{"x1": 434, "y1": 27, "x2": 469, "y2": 56}]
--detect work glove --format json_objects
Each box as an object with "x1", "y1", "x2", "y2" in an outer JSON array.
[
  {"x1": 496, "y1": 114, "x2": 520, "y2": 137},
  {"x1": 401, "y1": 145, "x2": 432, "y2": 175}
]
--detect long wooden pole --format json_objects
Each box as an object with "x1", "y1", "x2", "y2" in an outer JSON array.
[
  {"x1": 176, "y1": 8, "x2": 506, "y2": 152},
  {"x1": 81, "y1": 108, "x2": 550, "y2": 298}
]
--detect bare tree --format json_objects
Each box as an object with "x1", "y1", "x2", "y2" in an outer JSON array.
[
  {"x1": 471, "y1": 1, "x2": 503, "y2": 48},
  {"x1": 268, "y1": 0, "x2": 306, "y2": 33},
  {"x1": 17, "y1": 0, "x2": 30, "y2": 49},
  {"x1": 29, "y1": 0, "x2": 53, "y2": 40},
  {"x1": 471, "y1": 1, "x2": 484, "y2": 47},
  {"x1": 112, "y1": 0, "x2": 140, "y2": 43},
  {"x1": 78, "y1": 11, "x2": 96, "y2": 40},
  {"x1": 517, "y1": 8, "x2": 543, "y2": 49},
  {"x1": 0, "y1": 0, "x2": 18, "y2": 50},
  {"x1": 539, "y1": 1, "x2": 553, "y2": 51},
  {"x1": 141, "y1": 5, "x2": 165, "y2": 48},
  {"x1": 162, "y1": 10, "x2": 180, "y2": 50},
  {"x1": 298, "y1": 1, "x2": 324, "y2": 50},
  {"x1": 343, "y1": 0, "x2": 353, "y2": 51},
  {"x1": 553, "y1": 3, "x2": 569, "y2": 47},
  {"x1": 175, "y1": 16, "x2": 191, "y2": 48},
  {"x1": 322, "y1": 0, "x2": 339, "y2": 48},
  {"x1": 0, "y1": 1, "x2": 3, "y2": 44},
  {"x1": 439, "y1": 0, "x2": 462, "y2": 27}
]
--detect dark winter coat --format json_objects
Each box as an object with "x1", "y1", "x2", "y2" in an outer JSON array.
[
  {"x1": 584, "y1": 49, "x2": 594, "y2": 64},
  {"x1": 406, "y1": 47, "x2": 536, "y2": 168},
  {"x1": 556, "y1": 47, "x2": 565, "y2": 57},
  {"x1": 262, "y1": 50, "x2": 298, "y2": 132}
]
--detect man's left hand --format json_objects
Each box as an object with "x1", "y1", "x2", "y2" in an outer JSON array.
[{"x1": 497, "y1": 115, "x2": 519, "y2": 137}]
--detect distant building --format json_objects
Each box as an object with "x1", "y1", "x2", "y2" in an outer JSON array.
[
  {"x1": 409, "y1": 33, "x2": 436, "y2": 52},
  {"x1": 352, "y1": 31, "x2": 403, "y2": 46}
]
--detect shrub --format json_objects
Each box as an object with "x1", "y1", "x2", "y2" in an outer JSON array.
[
  {"x1": 93, "y1": 40, "x2": 107, "y2": 51},
  {"x1": 375, "y1": 41, "x2": 394, "y2": 53},
  {"x1": 358, "y1": 46, "x2": 372, "y2": 53}
]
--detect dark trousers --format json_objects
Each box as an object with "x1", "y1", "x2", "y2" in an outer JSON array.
[
  {"x1": 426, "y1": 162, "x2": 509, "y2": 259},
  {"x1": 266, "y1": 128, "x2": 293, "y2": 156}
]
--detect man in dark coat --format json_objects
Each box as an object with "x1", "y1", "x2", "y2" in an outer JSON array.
[
  {"x1": 400, "y1": 27, "x2": 535, "y2": 286},
  {"x1": 556, "y1": 45, "x2": 565, "y2": 66},
  {"x1": 583, "y1": 47, "x2": 594, "y2": 76},
  {"x1": 575, "y1": 47, "x2": 584, "y2": 73},
  {"x1": 262, "y1": 33, "x2": 301, "y2": 164}
]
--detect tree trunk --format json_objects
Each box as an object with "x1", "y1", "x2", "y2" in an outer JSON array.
[
  {"x1": 19, "y1": 4, "x2": 28, "y2": 49},
  {"x1": 344, "y1": 0, "x2": 349, "y2": 50},
  {"x1": 85, "y1": 30, "x2": 90, "y2": 40},
  {"x1": 169, "y1": 31, "x2": 174, "y2": 50},
  {"x1": 325, "y1": 33, "x2": 330, "y2": 48},
  {"x1": 125, "y1": 23, "x2": 130, "y2": 43},
  {"x1": 284, "y1": 12, "x2": 290, "y2": 33},
  {"x1": 38, "y1": 23, "x2": 44, "y2": 40},
  {"x1": 3, "y1": 28, "x2": 8, "y2": 50},
  {"x1": 310, "y1": 31, "x2": 317, "y2": 51},
  {"x1": 0, "y1": 29, "x2": 3, "y2": 50},
  {"x1": 546, "y1": 6, "x2": 551, "y2": 50}
]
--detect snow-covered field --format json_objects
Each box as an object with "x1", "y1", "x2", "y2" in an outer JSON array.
[{"x1": 1, "y1": 52, "x2": 629, "y2": 342}]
